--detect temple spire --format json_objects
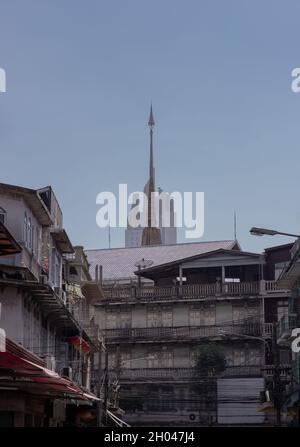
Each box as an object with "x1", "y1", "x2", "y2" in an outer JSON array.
[
  {"x1": 141, "y1": 105, "x2": 161, "y2": 246},
  {"x1": 148, "y1": 104, "x2": 155, "y2": 189}
]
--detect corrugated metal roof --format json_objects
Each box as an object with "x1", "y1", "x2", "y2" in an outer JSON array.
[{"x1": 85, "y1": 240, "x2": 239, "y2": 281}]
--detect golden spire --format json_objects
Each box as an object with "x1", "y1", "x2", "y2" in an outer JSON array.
[{"x1": 142, "y1": 105, "x2": 161, "y2": 246}]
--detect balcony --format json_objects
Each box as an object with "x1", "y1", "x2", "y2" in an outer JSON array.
[
  {"x1": 103, "y1": 364, "x2": 291, "y2": 383},
  {"x1": 112, "y1": 365, "x2": 263, "y2": 382},
  {"x1": 104, "y1": 320, "x2": 265, "y2": 344},
  {"x1": 101, "y1": 280, "x2": 289, "y2": 305}
]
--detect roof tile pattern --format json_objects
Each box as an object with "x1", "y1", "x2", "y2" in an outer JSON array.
[{"x1": 86, "y1": 240, "x2": 238, "y2": 281}]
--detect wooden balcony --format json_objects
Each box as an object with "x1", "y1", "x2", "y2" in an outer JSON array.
[
  {"x1": 101, "y1": 280, "x2": 289, "y2": 304},
  {"x1": 104, "y1": 320, "x2": 265, "y2": 344},
  {"x1": 114, "y1": 365, "x2": 263, "y2": 382},
  {"x1": 103, "y1": 364, "x2": 291, "y2": 382}
]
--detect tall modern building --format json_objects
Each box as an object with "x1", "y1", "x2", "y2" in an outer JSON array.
[{"x1": 125, "y1": 106, "x2": 177, "y2": 248}]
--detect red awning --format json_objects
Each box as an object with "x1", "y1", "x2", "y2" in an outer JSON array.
[{"x1": 0, "y1": 351, "x2": 98, "y2": 401}]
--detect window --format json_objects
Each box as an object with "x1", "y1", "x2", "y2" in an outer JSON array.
[
  {"x1": 162, "y1": 351, "x2": 173, "y2": 368},
  {"x1": 147, "y1": 309, "x2": 159, "y2": 327},
  {"x1": 0, "y1": 207, "x2": 6, "y2": 224},
  {"x1": 189, "y1": 309, "x2": 201, "y2": 326},
  {"x1": 120, "y1": 311, "x2": 132, "y2": 328},
  {"x1": 148, "y1": 352, "x2": 159, "y2": 368},
  {"x1": 204, "y1": 305, "x2": 215, "y2": 325},
  {"x1": 190, "y1": 349, "x2": 198, "y2": 367},
  {"x1": 247, "y1": 304, "x2": 259, "y2": 320},
  {"x1": 161, "y1": 309, "x2": 173, "y2": 327},
  {"x1": 147, "y1": 306, "x2": 173, "y2": 327},
  {"x1": 106, "y1": 313, "x2": 117, "y2": 329}
]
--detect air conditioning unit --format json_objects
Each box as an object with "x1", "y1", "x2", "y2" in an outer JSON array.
[
  {"x1": 45, "y1": 355, "x2": 56, "y2": 372},
  {"x1": 61, "y1": 366, "x2": 72, "y2": 379}
]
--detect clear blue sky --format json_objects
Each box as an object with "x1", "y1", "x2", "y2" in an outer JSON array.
[{"x1": 1, "y1": 0, "x2": 300, "y2": 252}]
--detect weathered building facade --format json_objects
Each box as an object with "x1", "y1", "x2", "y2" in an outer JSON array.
[
  {"x1": 0, "y1": 183, "x2": 103, "y2": 427},
  {"x1": 87, "y1": 241, "x2": 292, "y2": 425}
]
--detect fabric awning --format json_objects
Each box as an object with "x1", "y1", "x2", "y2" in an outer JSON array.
[{"x1": 0, "y1": 350, "x2": 96, "y2": 401}]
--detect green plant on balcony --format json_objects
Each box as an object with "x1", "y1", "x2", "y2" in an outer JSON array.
[{"x1": 194, "y1": 343, "x2": 227, "y2": 377}]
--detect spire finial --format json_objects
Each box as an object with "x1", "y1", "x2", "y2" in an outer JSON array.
[{"x1": 148, "y1": 103, "x2": 155, "y2": 127}]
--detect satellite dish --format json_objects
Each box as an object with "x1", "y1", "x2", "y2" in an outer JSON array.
[{"x1": 134, "y1": 258, "x2": 154, "y2": 270}]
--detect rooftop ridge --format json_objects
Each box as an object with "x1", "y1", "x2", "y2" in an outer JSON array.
[{"x1": 85, "y1": 239, "x2": 237, "y2": 252}]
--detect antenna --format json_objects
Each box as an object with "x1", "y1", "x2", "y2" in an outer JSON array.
[{"x1": 234, "y1": 211, "x2": 237, "y2": 241}]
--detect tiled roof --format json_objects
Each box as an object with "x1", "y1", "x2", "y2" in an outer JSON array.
[{"x1": 85, "y1": 240, "x2": 239, "y2": 281}]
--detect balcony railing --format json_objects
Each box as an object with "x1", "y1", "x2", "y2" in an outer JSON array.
[
  {"x1": 262, "y1": 364, "x2": 291, "y2": 380},
  {"x1": 102, "y1": 280, "x2": 289, "y2": 303},
  {"x1": 104, "y1": 320, "x2": 264, "y2": 343},
  {"x1": 102, "y1": 364, "x2": 291, "y2": 382},
  {"x1": 112, "y1": 365, "x2": 263, "y2": 381}
]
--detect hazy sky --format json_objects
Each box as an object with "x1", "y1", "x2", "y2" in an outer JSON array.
[{"x1": 1, "y1": 0, "x2": 300, "y2": 252}]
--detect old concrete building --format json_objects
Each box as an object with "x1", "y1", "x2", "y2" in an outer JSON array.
[
  {"x1": 86, "y1": 240, "x2": 292, "y2": 426},
  {"x1": 0, "y1": 183, "x2": 103, "y2": 427}
]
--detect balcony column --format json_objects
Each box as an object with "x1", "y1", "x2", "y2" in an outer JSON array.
[
  {"x1": 179, "y1": 265, "x2": 183, "y2": 286},
  {"x1": 221, "y1": 265, "x2": 225, "y2": 283},
  {"x1": 259, "y1": 279, "x2": 266, "y2": 295},
  {"x1": 220, "y1": 265, "x2": 225, "y2": 293}
]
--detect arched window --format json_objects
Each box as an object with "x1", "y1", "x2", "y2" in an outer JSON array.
[{"x1": 0, "y1": 207, "x2": 6, "y2": 224}]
